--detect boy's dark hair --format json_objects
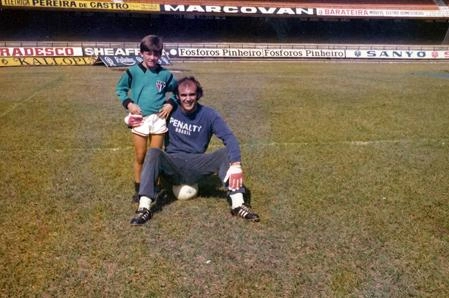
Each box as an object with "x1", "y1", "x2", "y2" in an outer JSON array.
[
  {"x1": 175, "y1": 76, "x2": 204, "y2": 100},
  {"x1": 140, "y1": 35, "x2": 163, "y2": 54}
]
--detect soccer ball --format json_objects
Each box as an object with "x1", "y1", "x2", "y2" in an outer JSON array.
[{"x1": 172, "y1": 184, "x2": 199, "y2": 200}]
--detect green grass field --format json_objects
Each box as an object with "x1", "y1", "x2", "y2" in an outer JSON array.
[{"x1": 1, "y1": 61, "x2": 448, "y2": 297}]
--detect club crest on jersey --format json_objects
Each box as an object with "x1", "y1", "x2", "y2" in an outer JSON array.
[{"x1": 156, "y1": 80, "x2": 166, "y2": 92}]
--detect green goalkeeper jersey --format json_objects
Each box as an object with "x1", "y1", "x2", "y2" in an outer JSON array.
[{"x1": 116, "y1": 63, "x2": 177, "y2": 116}]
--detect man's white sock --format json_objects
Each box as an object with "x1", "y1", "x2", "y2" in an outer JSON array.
[
  {"x1": 229, "y1": 193, "x2": 244, "y2": 209},
  {"x1": 139, "y1": 196, "x2": 153, "y2": 210}
]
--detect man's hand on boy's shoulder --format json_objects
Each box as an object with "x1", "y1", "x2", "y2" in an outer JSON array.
[{"x1": 158, "y1": 103, "x2": 173, "y2": 119}]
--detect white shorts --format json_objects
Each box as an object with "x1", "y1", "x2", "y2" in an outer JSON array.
[{"x1": 124, "y1": 113, "x2": 168, "y2": 137}]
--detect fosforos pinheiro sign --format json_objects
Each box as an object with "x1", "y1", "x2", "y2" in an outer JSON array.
[{"x1": 166, "y1": 47, "x2": 346, "y2": 59}]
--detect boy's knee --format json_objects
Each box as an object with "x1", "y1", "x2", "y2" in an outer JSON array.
[{"x1": 135, "y1": 155, "x2": 146, "y2": 165}]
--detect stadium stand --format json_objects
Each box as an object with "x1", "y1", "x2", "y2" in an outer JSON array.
[
  {"x1": 0, "y1": 11, "x2": 447, "y2": 45},
  {"x1": 0, "y1": 1, "x2": 448, "y2": 45}
]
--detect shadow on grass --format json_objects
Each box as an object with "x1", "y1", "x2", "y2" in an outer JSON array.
[{"x1": 150, "y1": 175, "x2": 253, "y2": 214}]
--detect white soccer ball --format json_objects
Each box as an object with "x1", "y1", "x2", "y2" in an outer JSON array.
[{"x1": 172, "y1": 184, "x2": 199, "y2": 200}]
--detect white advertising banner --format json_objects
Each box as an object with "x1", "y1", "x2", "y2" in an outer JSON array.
[
  {"x1": 160, "y1": 4, "x2": 449, "y2": 18},
  {"x1": 346, "y1": 49, "x2": 449, "y2": 59},
  {"x1": 167, "y1": 47, "x2": 346, "y2": 59}
]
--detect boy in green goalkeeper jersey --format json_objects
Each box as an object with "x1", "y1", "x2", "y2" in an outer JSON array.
[{"x1": 116, "y1": 35, "x2": 177, "y2": 202}]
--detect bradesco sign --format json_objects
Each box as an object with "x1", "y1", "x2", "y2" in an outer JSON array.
[
  {"x1": 167, "y1": 47, "x2": 345, "y2": 59},
  {"x1": 0, "y1": 47, "x2": 83, "y2": 56}
]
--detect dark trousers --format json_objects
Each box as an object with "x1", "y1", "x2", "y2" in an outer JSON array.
[{"x1": 139, "y1": 147, "x2": 239, "y2": 199}]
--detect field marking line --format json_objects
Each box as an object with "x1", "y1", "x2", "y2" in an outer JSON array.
[
  {"x1": 0, "y1": 75, "x2": 63, "y2": 118},
  {"x1": 250, "y1": 138, "x2": 449, "y2": 147},
  {"x1": 0, "y1": 92, "x2": 39, "y2": 118},
  {"x1": 0, "y1": 138, "x2": 447, "y2": 153}
]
